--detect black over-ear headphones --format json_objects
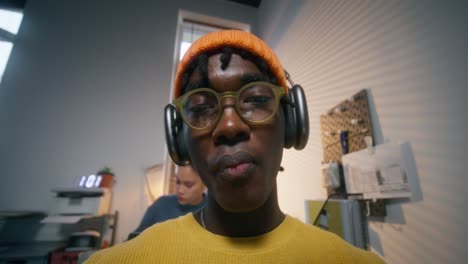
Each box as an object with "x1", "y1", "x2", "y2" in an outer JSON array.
[{"x1": 164, "y1": 70, "x2": 309, "y2": 166}]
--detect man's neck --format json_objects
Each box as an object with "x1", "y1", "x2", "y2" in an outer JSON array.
[{"x1": 198, "y1": 192, "x2": 285, "y2": 237}]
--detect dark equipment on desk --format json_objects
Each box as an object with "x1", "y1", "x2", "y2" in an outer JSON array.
[{"x1": 65, "y1": 230, "x2": 100, "y2": 252}]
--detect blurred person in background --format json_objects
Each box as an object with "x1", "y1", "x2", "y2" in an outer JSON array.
[{"x1": 133, "y1": 165, "x2": 206, "y2": 233}]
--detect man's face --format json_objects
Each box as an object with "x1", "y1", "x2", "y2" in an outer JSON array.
[
  {"x1": 183, "y1": 53, "x2": 285, "y2": 213},
  {"x1": 175, "y1": 165, "x2": 205, "y2": 205}
]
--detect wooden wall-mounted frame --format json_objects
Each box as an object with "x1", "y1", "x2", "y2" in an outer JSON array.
[{"x1": 320, "y1": 89, "x2": 374, "y2": 165}]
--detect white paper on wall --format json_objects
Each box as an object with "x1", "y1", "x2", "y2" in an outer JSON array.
[{"x1": 342, "y1": 142, "x2": 412, "y2": 200}]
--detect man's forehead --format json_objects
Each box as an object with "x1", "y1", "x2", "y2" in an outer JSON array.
[{"x1": 184, "y1": 53, "x2": 268, "y2": 92}]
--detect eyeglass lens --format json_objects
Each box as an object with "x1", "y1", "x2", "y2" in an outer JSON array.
[{"x1": 182, "y1": 84, "x2": 277, "y2": 129}]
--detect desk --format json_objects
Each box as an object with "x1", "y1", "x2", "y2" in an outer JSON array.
[
  {"x1": 0, "y1": 242, "x2": 64, "y2": 264},
  {"x1": 0, "y1": 210, "x2": 117, "y2": 263}
]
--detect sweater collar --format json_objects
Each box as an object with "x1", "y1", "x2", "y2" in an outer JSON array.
[{"x1": 177, "y1": 213, "x2": 298, "y2": 253}]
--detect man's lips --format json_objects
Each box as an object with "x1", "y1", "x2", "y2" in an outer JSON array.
[
  {"x1": 225, "y1": 163, "x2": 251, "y2": 176},
  {"x1": 214, "y1": 151, "x2": 255, "y2": 180}
]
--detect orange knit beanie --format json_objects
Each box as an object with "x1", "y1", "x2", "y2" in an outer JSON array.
[{"x1": 173, "y1": 30, "x2": 287, "y2": 98}]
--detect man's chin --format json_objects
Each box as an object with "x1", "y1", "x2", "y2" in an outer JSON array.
[{"x1": 218, "y1": 199, "x2": 263, "y2": 213}]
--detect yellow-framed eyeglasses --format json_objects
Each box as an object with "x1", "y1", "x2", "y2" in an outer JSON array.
[{"x1": 173, "y1": 81, "x2": 286, "y2": 130}]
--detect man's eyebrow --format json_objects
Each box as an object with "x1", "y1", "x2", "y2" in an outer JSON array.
[{"x1": 239, "y1": 74, "x2": 268, "y2": 86}]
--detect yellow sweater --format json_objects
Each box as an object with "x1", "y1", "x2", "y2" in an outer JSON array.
[{"x1": 85, "y1": 214, "x2": 385, "y2": 263}]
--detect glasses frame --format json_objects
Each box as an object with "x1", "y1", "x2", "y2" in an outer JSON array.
[{"x1": 173, "y1": 81, "x2": 286, "y2": 130}]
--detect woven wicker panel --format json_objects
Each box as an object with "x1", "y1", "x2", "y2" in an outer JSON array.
[{"x1": 320, "y1": 89, "x2": 374, "y2": 164}]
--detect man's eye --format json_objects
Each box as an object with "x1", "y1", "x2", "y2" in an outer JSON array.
[
  {"x1": 189, "y1": 104, "x2": 215, "y2": 113},
  {"x1": 243, "y1": 96, "x2": 271, "y2": 105}
]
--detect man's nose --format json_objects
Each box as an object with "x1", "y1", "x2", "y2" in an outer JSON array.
[{"x1": 212, "y1": 98, "x2": 250, "y2": 146}]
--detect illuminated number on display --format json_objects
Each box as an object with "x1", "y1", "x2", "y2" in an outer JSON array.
[
  {"x1": 79, "y1": 176, "x2": 87, "y2": 187},
  {"x1": 94, "y1": 175, "x2": 102, "y2": 187},
  {"x1": 85, "y1": 175, "x2": 96, "y2": 188}
]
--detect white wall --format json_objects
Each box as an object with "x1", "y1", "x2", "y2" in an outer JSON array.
[
  {"x1": 0, "y1": 0, "x2": 257, "y2": 243},
  {"x1": 259, "y1": 0, "x2": 467, "y2": 263}
]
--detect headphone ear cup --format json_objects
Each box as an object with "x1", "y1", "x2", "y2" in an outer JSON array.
[
  {"x1": 290, "y1": 84, "x2": 309, "y2": 150},
  {"x1": 283, "y1": 91, "x2": 297, "y2": 149},
  {"x1": 164, "y1": 104, "x2": 190, "y2": 165}
]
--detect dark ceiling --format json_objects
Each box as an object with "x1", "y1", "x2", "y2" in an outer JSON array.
[
  {"x1": 0, "y1": 0, "x2": 26, "y2": 10},
  {"x1": 0, "y1": 0, "x2": 261, "y2": 11},
  {"x1": 227, "y1": 0, "x2": 262, "y2": 8}
]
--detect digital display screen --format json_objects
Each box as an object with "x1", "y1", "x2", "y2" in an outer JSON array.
[{"x1": 77, "y1": 175, "x2": 103, "y2": 188}]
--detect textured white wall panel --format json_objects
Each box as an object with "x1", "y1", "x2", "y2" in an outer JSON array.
[{"x1": 259, "y1": 0, "x2": 467, "y2": 263}]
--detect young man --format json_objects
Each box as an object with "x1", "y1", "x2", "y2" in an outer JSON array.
[
  {"x1": 86, "y1": 30, "x2": 384, "y2": 263},
  {"x1": 132, "y1": 165, "x2": 206, "y2": 233}
]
